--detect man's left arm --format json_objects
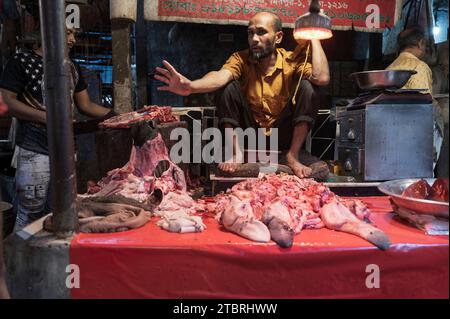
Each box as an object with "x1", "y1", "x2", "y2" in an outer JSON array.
[
  {"x1": 74, "y1": 89, "x2": 113, "y2": 118},
  {"x1": 309, "y1": 39, "x2": 330, "y2": 86}
]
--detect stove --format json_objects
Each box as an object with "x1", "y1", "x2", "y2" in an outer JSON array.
[
  {"x1": 347, "y1": 89, "x2": 432, "y2": 110},
  {"x1": 335, "y1": 90, "x2": 434, "y2": 181}
]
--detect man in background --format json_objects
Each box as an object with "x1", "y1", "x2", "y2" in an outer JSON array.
[
  {"x1": 386, "y1": 27, "x2": 444, "y2": 171},
  {"x1": 0, "y1": 27, "x2": 114, "y2": 231}
]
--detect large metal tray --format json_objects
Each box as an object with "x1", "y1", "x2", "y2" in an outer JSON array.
[
  {"x1": 350, "y1": 70, "x2": 416, "y2": 91},
  {"x1": 378, "y1": 178, "x2": 449, "y2": 218}
]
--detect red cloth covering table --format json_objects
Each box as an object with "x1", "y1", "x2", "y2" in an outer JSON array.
[{"x1": 70, "y1": 197, "x2": 449, "y2": 299}]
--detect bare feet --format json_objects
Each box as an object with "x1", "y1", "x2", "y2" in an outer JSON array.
[
  {"x1": 286, "y1": 152, "x2": 312, "y2": 178},
  {"x1": 219, "y1": 125, "x2": 244, "y2": 174},
  {"x1": 218, "y1": 157, "x2": 243, "y2": 173}
]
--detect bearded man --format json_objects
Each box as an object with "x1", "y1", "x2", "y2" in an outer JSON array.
[{"x1": 155, "y1": 12, "x2": 330, "y2": 179}]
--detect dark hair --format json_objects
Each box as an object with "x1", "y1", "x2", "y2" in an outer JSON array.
[{"x1": 398, "y1": 27, "x2": 425, "y2": 52}]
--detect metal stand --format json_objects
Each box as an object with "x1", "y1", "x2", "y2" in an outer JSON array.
[{"x1": 39, "y1": 0, "x2": 78, "y2": 237}]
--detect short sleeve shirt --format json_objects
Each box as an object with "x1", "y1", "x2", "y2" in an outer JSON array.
[
  {"x1": 386, "y1": 52, "x2": 433, "y2": 94},
  {"x1": 0, "y1": 50, "x2": 87, "y2": 155},
  {"x1": 221, "y1": 47, "x2": 312, "y2": 128}
]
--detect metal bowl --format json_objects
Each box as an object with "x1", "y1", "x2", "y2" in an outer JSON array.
[
  {"x1": 350, "y1": 70, "x2": 417, "y2": 91},
  {"x1": 378, "y1": 179, "x2": 449, "y2": 218}
]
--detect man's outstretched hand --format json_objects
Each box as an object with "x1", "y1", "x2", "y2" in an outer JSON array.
[{"x1": 154, "y1": 60, "x2": 192, "y2": 96}]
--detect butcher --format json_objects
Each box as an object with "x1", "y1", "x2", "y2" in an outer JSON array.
[
  {"x1": 155, "y1": 12, "x2": 331, "y2": 180},
  {"x1": 0, "y1": 26, "x2": 115, "y2": 231}
]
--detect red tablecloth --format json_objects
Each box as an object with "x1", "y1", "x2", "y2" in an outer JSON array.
[{"x1": 70, "y1": 197, "x2": 449, "y2": 299}]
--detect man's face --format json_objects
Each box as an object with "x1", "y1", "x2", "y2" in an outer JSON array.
[
  {"x1": 247, "y1": 14, "x2": 282, "y2": 60},
  {"x1": 67, "y1": 29, "x2": 76, "y2": 50}
]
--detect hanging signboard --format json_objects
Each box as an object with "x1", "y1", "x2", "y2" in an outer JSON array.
[{"x1": 144, "y1": 0, "x2": 402, "y2": 32}]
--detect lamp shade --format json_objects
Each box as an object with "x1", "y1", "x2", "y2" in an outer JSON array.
[{"x1": 293, "y1": 0, "x2": 332, "y2": 41}]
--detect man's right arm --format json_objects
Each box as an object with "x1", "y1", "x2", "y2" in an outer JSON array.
[
  {"x1": 189, "y1": 69, "x2": 234, "y2": 94},
  {"x1": 155, "y1": 60, "x2": 233, "y2": 96},
  {"x1": 0, "y1": 89, "x2": 46, "y2": 124}
]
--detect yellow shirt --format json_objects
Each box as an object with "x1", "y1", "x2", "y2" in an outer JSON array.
[
  {"x1": 386, "y1": 52, "x2": 433, "y2": 94},
  {"x1": 221, "y1": 47, "x2": 312, "y2": 128}
]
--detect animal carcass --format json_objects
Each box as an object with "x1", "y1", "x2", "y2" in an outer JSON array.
[
  {"x1": 86, "y1": 130, "x2": 186, "y2": 210},
  {"x1": 212, "y1": 174, "x2": 390, "y2": 249},
  {"x1": 86, "y1": 122, "x2": 206, "y2": 233}
]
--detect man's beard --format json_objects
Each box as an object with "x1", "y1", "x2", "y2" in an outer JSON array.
[{"x1": 250, "y1": 42, "x2": 276, "y2": 60}]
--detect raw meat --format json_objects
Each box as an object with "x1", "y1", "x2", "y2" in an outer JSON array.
[
  {"x1": 211, "y1": 174, "x2": 390, "y2": 249},
  {"x1": 261, "y1": 200, "x2": 296, "y2": 247},
  {"x1": 44, "y1": 199, "x2": 152, "y2": 233},
  {"x1": 87, "y1": 133, "x2": 186, "y2": 210},
  {"x1": 402, "y1": 179, "x2": 433, "y2": 199},
  {"x1": 99, "y1": 105, "x2": 179, "y2": 129},
  {"x1": 156, "y1": 211, "x2": 206, "y2": 233},
  {"x1": 220, "y1": 196, "x2": 270, "y2": 243},
  {"x1": 154, "y1": 191, "x2": 207, "y2": 233},
  {"x1": 402, "y1": 178, "x2": 449, "y2": 203},
  {"x1": 320, "y1": 201, "x2": 391, "y2": 250},
  {"x1": 430, "y1": 178, "x2": 449, "y2": 202},
  {"x1": 86, "y1": 123, "x2": 205, "y2": 234}
]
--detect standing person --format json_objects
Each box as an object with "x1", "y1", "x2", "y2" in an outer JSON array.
[
  {"x1": 0, "y1": 27, "x2": 114, "y2": 231},
  {"x1": 386, "y1": 27, "x2": 444, "y2": 170},
  {"x1": 154, "y1": 12, "x2": 330, "y2": 179}
]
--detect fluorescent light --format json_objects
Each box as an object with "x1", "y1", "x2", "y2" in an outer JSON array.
[
  {"x1": 294, "y1": 28, "x2": 333, "y2": 41},
  {"x1": 433, "y1": 27, "x2": 440, "y2": 36}
]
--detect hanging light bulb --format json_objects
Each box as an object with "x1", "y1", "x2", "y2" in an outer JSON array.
[{"x1": 294, "y1": 0, "x2": 333, "y2": 41}]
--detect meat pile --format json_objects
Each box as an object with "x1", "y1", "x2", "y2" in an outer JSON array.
[
  {"x1": 402, "y1": 178, "x2": 449, "y2": 202},
  {"x1": 211, "y1": 174, "x2": 390, "y2": 249},
  {"x1": 85, "y1": 122, "x2": 206, "y2": 233},
  {"x1": 99, "y1": 105, "x2": 179, "y2": 129},
  {"x1": 86, "y1": 133, "x2": 186, "y2": 209}
]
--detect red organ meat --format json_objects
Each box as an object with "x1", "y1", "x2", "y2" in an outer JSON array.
[
  {"x1": 402, "y1": 179, "x2": 433, "y2": 199},
  {"x1": 402, "y1": 179, "x2": 449, "y2": 203},
  {"x1": 99, "y1": 106, "x2": 179, "y2": 129},
  {"x1": 431, "y1": 178, "x2": 449, "y2": 202}
]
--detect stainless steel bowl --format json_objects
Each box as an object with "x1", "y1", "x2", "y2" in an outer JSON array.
[
  {"x1": 378, "y1": 179, "x2": 449, "y2": 218},
  {"x1": 350, "y1": 70, "x2": 417, "y2": 91}
]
